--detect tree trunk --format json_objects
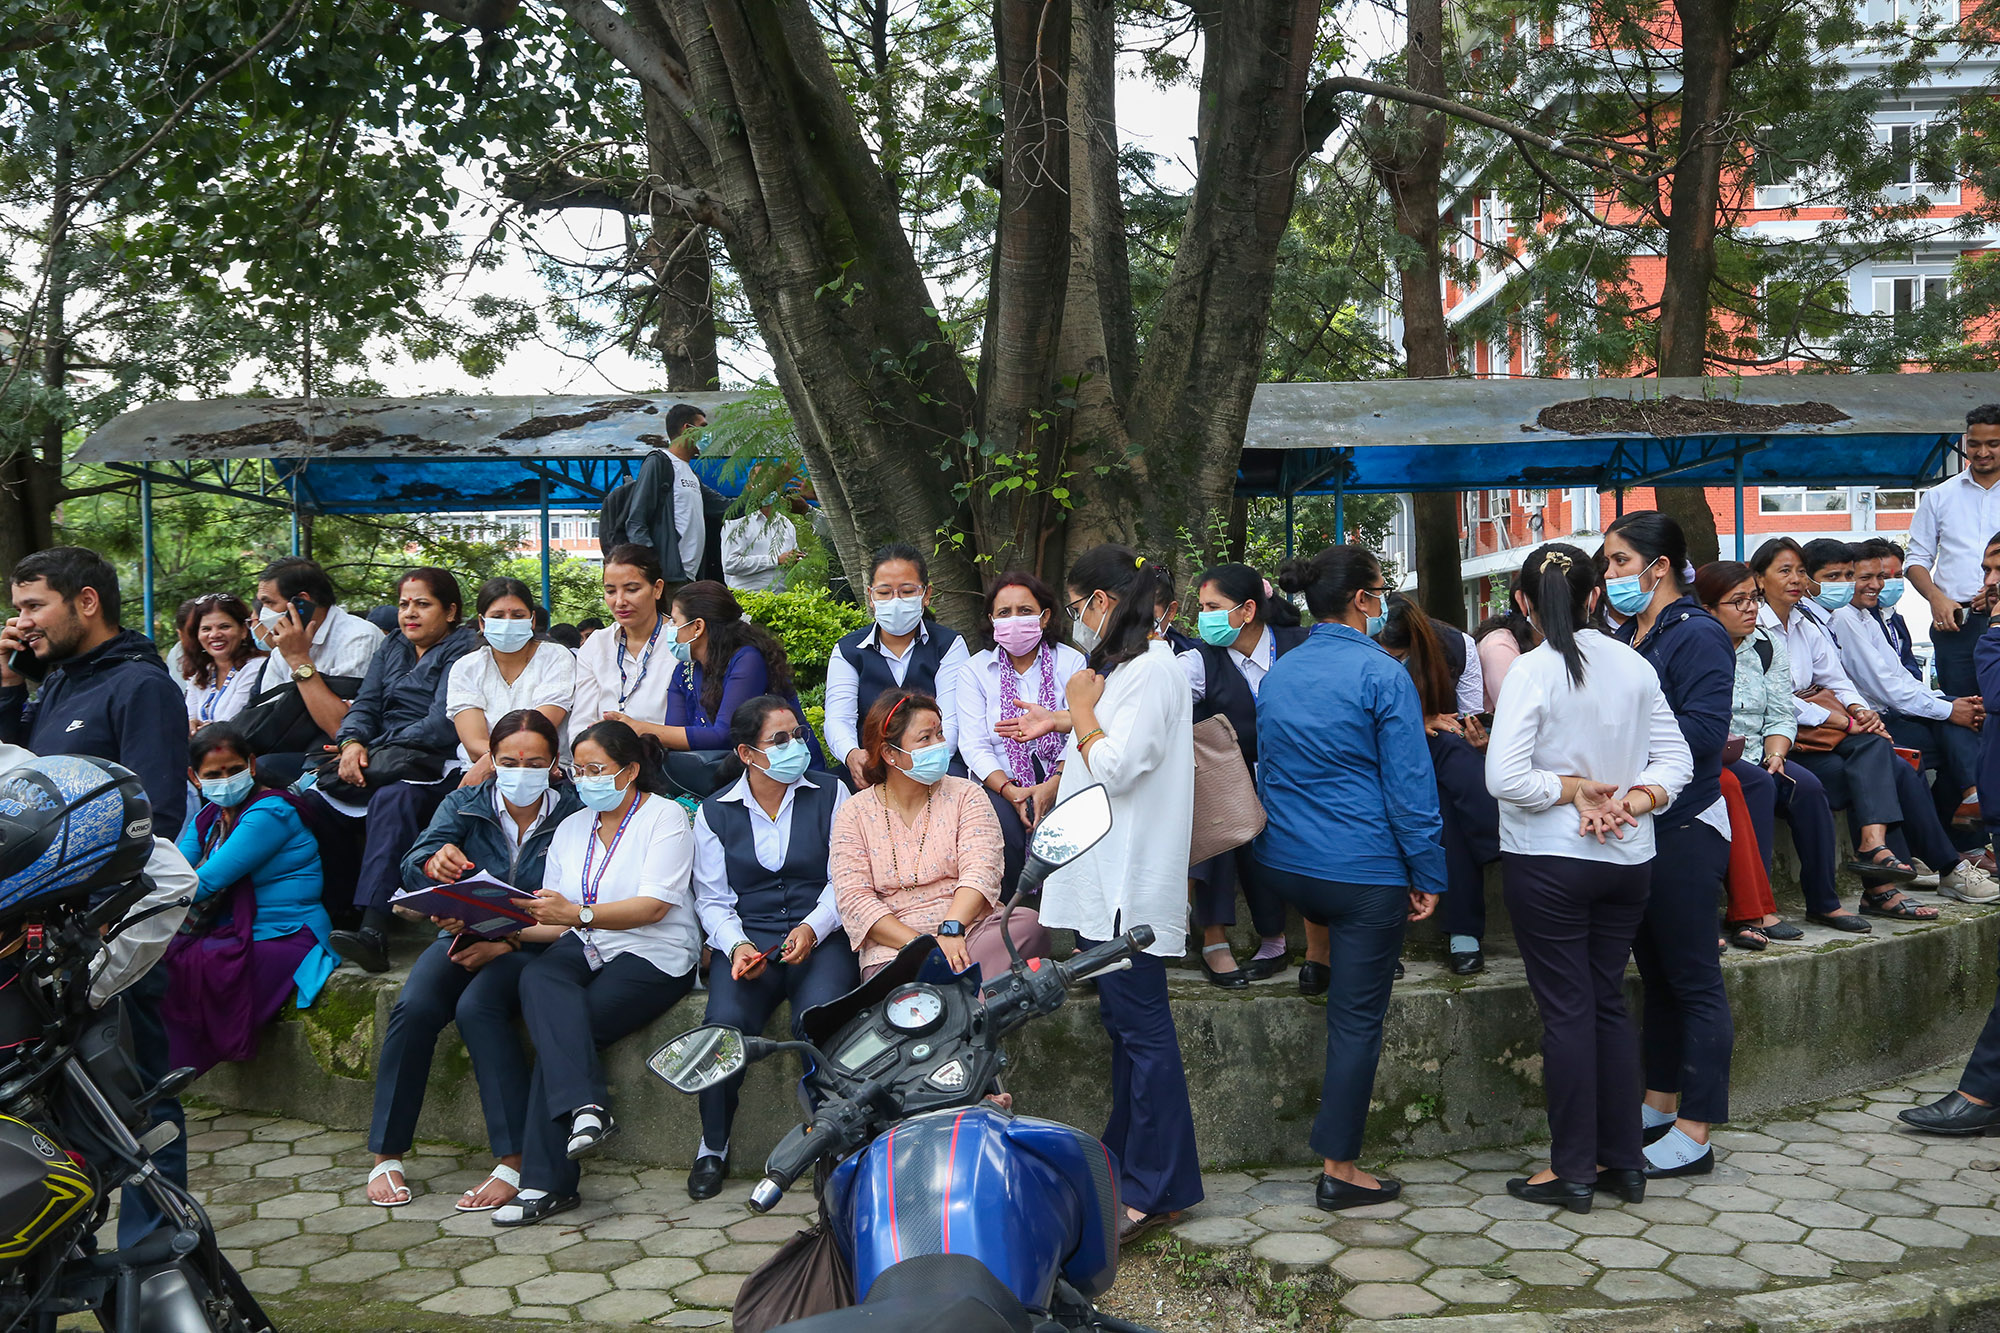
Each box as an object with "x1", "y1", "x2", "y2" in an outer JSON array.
[{"x1": 642, "y1": 85, "x2": 720, "y2": 392}]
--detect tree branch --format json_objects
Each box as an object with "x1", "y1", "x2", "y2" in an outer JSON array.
[
  {"x1": 547, "y1": 0, "x2": 711, "y2": 155},
  {"x1": 401, "y1": 0, "x2": 518, "y2": 29},
  {"x1": 500, "y1": 166, "x2": 647, "y2": 214}
]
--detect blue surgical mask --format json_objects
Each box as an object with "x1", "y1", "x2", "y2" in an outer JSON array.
[
  {"x1": 1877, "y1": 578, "x2": 1906, "y2": 609},
  {"x1": 1363, "y1": 590, "x2": 1388, "y2": 637},
  {"x1": 483, "y1": 617, "x2": 534, "y2": 653},
  {"x1": 667, "y1": 623, "x2": 695, "y2": 663},
  {"x1": 494, "y1": 765, "x2": 551, "y2": 806},
  {"x1": 575, "y1": 771, "x2": 628, "y2": 812},
  {"x1": 896, "y1": 741, "x2": 952, "y2": 786},
  {"x1": 1605, "y1": 574, "x2": 1653, "y2": 617},
  {"x1": 1197, "y1": 606, "x2": 1243, "y2": 647},
  {"x1": 1814, "y1": 581, "x2": 1854, "y2": 611},
  {"x1": 200, "y1": 770, "x2": 255, "y2": 808},
  {"x1": 759, "y1": 739, "x2": 811, "y2": 785}
]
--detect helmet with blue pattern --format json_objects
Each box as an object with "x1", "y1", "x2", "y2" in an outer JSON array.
[{"x1": 0, "y1": 757, "x2": 153, "y2": 916}]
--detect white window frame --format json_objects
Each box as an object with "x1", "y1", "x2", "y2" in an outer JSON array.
[
  {"x1": 1758, "y1": 486, "x2": 1851, "y2": 515},
  {"x1": 1872, "y1": 272, "x2": 1952, "y2": 316},
  {"x1": 1877, "y1": 118, "x2": 1960, "y2": 204},
  {"x1": 1871, "y1": 487, "x2": 1922, "y2": 513}
]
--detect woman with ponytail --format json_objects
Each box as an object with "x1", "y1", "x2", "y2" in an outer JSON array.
[
  {"x1": 1486, "y1": 543, "x2": 1692, "y2": 1214},
  {"x1": 1040, "y1": 545, "x2": 1200, "y2": 1241},
  {"x1": 1254, "y1": 546, "x2": 1443, "y2": 1212}
]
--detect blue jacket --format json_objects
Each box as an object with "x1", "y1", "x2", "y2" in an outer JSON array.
[
  {"x1": 1253, "y1": 622, "x2": 1447, "y2": 894},
  {"x1": 177, "y1": 792, "x2": 337, "y2": 1005},
  {"x1": 336, "y1": 623, "x2": 479, "y2": 754},
  {"x1": 1617, "y1": 596, "x2": 1734, "y2": 823},
  {"x1": 400, "y1": 781, "x2": 586, "y2": 893},
  {"x1": 0, "y1": 629, "x2": 187, "y2": 833},
  {"x1": 667, "y1": 645, "x2": 826, "y2": 765}
]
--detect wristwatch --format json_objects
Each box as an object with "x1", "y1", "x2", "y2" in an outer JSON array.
[
  {"x1": 578, "y1": 905, "x2": 595, "y2": 926},
  {"x1": 937, "y1": 919, "x2": 966, "y2": 938},
  {"x1": 290, "y1": 661, "x2": 317, "y2": 683}
]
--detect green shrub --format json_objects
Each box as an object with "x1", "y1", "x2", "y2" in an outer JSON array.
[{"x1": 738, "y1": 588, "x2": 867, "y2": 693}]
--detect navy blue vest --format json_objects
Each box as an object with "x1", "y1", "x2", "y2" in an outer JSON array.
[
  {"x1": 702, "y1": 781, "x2": 839, "y2": 941},
  {"x1": 835, "y1": 623, "x2": 963, "y2": 721}
]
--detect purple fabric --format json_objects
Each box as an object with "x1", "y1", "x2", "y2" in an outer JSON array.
[
  {"x1": 998, "y1": 645, "x2": 1065, "y2": 787},
  {"x1": 161, "y1": 878, "x2": 314, "y2": 1074}
]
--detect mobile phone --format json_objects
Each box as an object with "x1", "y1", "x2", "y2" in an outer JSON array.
[
  {"x1": 1954, "y1": 605, "x2": 1970, "y2": 629},
  {"x1": 290, "y1": 595, "x2": 318, "y2": 623}
]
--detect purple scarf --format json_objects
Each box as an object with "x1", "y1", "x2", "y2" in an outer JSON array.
[{"x1": 997, "y1": 645, "x2": 1065, "y2": 787}]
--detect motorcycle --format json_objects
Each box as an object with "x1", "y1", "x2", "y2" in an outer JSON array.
[
  {"x1": 651, "y1": 785, "x2": 1165, "y2": 1333},
  {"x1": 0, "y1": 876, "x2": 273, "y2": 1333}
]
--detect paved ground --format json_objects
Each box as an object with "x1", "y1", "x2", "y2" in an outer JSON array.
[{"x1": 167, "y1": 1063, "x2": 2000, "y2": 1329}]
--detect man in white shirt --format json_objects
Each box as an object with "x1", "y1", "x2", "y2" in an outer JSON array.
[
  {"x1": 1908, "y1": 405, "x2": 2000, "y2": 697},
  {"x1": 250, "y1": 557, "x2": 386, "y2": 740},
  {"x1": 608, "y1": 404, "x2": 709, "y2": 583},
  {"x1": 665, "y1": 415, "x2": 708, "y2": 583},
  {"x1": 720, "y1": 498, "x2": 801, "y2": 593}
]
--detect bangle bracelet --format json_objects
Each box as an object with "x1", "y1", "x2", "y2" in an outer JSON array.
[{"x1": 1077, "y1": 728, "x2": 1106, "y2": 748}]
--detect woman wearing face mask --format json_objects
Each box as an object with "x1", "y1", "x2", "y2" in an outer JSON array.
[
  {"x1": 179, "y1": 593, "x2": 263, "y2": 732},
  {"x1": 1039, "y1": 545, "x2": 1201, "y2": 1240},
  {"x1": 1253, "y1": 546, "x2": 1442, "y2": 1214},
  {"x1": 826, "y1": 545, "x2": 969, "y2": 790},
  {"x1": 1601, "y1": 512, "x2": 1738, "y2": 1180},
  {"x1": 959, "y1": 571, "x2": 1086, "y2": 885},
  {"x1": 616, "y1": 581, "x2": 823, "y2": 764},
  {"x1": 831, "y1": 689, "x2": 1048, "y2": 980},
  {"x1": 364, "y1": 710, "x2": 583, "y2": 1211},
  {"x1": 571, "y1": 545, "x2": 676, "y2": 746},
  {"x1": 166, "y1": 723, "x2": 338, "y2": 1077},
  {"x1": 685, "y1": 696, "x2": 858, "y2": 1201},
  {"x1": 494, "y1": 719, "x2": 702, "y2": 1227},
  {"x1": 447, "y1": 578, "x2": 577, "y2": 787}
]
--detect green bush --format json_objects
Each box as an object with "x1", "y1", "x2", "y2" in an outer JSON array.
[{"x1": 737, "y1": 588, "x2": 867, "y2": 693}]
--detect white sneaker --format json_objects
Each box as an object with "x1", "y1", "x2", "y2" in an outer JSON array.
[
  {"x1": 1909, "y1": 859, "x2": 1941, "y2": 889},
  {"x1": 1939, "y1": 864, "x2": 1999, "y2": 903}
]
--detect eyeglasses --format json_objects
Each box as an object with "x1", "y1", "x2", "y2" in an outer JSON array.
[
  {"x1": 871, "y1": 585, "x2": 924, "y2": 599},
  {"x1": 1066, "y1": 595, "x2": 1092, "y2": 618},
  {"x1": 1718, "y1": 594, "x2": 1760, "y2": 612},
  {"x1": 573, "y1": 762, "x2": 625, "y2": 778},
  {"x1": 760, "y1": 728, "x2": 811, "y2": 747}
]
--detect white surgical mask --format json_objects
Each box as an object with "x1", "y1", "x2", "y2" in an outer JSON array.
[
  {"x1": 483, "y1": 617, "x2": 535, "y2": 653},
  {"x1": 872, "y1": 595, "x2": 926, "y2": 637},
  {"x1": 494, "y1": 765, "x2": 551, "y2": 806}
]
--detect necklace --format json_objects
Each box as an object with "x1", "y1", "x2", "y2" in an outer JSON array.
[{"x1": 880, "y1": 785, "x2": 937, "y2": 888}]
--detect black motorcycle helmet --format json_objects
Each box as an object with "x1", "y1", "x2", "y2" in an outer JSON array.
[{"x1": 0, "y1": 756, "x2": 153, "y2": 918}]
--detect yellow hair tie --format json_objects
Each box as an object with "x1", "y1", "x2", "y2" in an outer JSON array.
[{"x1": 1134, "y1": 556, "x2": 1147, "y2": 569}]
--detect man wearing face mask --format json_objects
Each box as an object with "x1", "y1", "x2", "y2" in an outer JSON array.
[
  {"x1": 248, "y1": 557, "x2": 386, "y2": 747},
  {"x1": 604, "y1": 404, "x2": 708, "y2": 589},
  {"x1": 684, "y1": 695, "x2": 857, "y2": 1200},
  {"x1": 1872, "y1": 540, "x2": 1928, "y2": 680}
]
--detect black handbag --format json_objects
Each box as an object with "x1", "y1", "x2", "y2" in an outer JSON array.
[
  {"x1": 730, "y1": 1218, "x2": 854, "y2": 1333},
  {"x1": 311, "y1": 742, "x2": 450, "y2": 803},
  {"x1": 231, "y1": 672, "x2": 365, "y2": 756}
]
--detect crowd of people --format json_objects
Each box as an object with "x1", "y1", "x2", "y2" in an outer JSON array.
[{"x1": 5, "y1": 404, "x2": 2000, "y2": 1239}]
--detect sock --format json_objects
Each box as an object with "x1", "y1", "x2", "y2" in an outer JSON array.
[
  {"x1": 1641, "y1": 1103, "x2": 1676, "y2": 1129},
  {"x1": 1450, "y1": 934, "x2": 1480, "y2": 955},
  {"x1": 361, "y1": 908, "x2": 392, "y2": 934},
  {"x1": 1252, "y1": 936, "x2": 1287, "y2": 962},
  {"x1": 697, "y1": 1139, "x2": 728, "y2": 1162},
  {"x1": 516, "y1": 1188, "x2": 548, "y2": 1202},
  {"x1": 1643, "y1": 1126, "x2": 1709, "y2": 1170}
]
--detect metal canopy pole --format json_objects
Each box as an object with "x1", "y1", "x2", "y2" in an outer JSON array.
[
  {"x1": 1614, "y1": 486, "x2": 1625, "y2": 518},
  {"x1": 1332, "y1": 463, "x2": 1346, "y2": 545},
  {"x1": 538, "y1": 478, "x2": 553, "y2": 611},
  {"x1": 1734, "y1": 450, "x2": 1747, "y2": 561},
  {"x1": 1284, "y1": 492, "x2": 1297, "y2": 560},
  {"x1": 139, "y1": 473, "x2": 157, "y2": 639}
]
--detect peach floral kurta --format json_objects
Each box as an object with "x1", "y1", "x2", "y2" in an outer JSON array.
[{"x1": 831, "y1": 776, "x2": 1004, "y2": 973}]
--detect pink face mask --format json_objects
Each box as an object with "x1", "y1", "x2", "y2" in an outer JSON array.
[{"x1": 991, "y1": 614, "x2": 1046, "y2": 656}]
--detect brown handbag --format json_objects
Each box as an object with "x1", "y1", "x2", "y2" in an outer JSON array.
[
  {"x1": 1190, "y1": 714, "x2": 1266, "y2": 865},
  {"x1": 1790, "y1": 687, "x2": 1852, "y2": 753}
]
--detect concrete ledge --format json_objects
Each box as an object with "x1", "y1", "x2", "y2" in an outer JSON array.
[{"x1": 191, "y1": 893, "x2": 2000, "y2": 1172}]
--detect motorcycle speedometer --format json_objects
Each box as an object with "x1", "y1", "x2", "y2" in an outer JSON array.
[{"x1": 884, "y1": 984, "x2": 945, "y2": 1035}]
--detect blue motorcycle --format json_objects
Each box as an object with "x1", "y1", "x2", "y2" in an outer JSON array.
[{"x1": 651, "y1": 786, "x2": 1163, "y2": 1333}]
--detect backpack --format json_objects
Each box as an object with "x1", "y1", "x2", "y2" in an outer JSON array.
[
  {"x1": 1750, "y1": 628, "x2": 1774, "y2": 673},
  {"x1": 598, "y1": 478, "x2": 638, "y2": 559}
]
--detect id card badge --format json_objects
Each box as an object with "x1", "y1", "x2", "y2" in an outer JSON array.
[{"x1": 581, "y1": 932, "x2": 604, "y2": 972}]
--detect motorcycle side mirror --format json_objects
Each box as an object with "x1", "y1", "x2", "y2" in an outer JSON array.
[
  {"x1": 647, "y1": 1025, "x2": 748, "y2": 1093},
  {"x1": 1026, "y1": 785, "x2": 1112, "y2": 872}
]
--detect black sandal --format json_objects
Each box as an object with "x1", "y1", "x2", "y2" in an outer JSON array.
[
  {"x1": 1760, "y1": 918, "x2": 1804, "y2": 940},
  {"x1": 1723, "y1": 922, "x2": 1769, "y2": 951},
  {"x1": 492, "y1": 1192, "x2": 580, "y2": 1228},
  {"x1": 1861, "y1": 888, "x2": 1940, "y2": 921},
  {"x1": 1844, "y1": 845, "x2": 1918, "y2": 883}
]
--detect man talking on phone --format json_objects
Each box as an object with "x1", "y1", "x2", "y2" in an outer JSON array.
[
  {"x1": 1909, "y1": 406, "x2": 2000, "y2": 698},
  {"x1": 250, "y1": 556, "x2": 385, "y2": 739}
]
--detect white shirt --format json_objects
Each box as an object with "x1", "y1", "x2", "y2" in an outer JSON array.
[
  {"x1": 1226, "y1": 626, "x2": 1277, "y2": 696},
  {"x1": 1175, "y1": 643, "x2": 1205, "y2": 700},
  {"x1": 1758, "y1": 602, "x2": 1865, "y2": 726},
  {"x1": 955, "y1": 642, "x2": 1089, "y2": 784},
  {"x1": 1829, "y1": 604, "x2": 1952, "y2": 721},
  {"x1": 691, "y1": 773, "x2": 849, "y2": 955},
  {"x1": 1906, "y1": 468, "x2": 2000, "y2": 602},
  {"x1": 540, "y1": 794, "x2": 700, "y2": 975},
  {"x1": 1485, "y1": 631, "x2": 1693, "y2": 865},
  {"x1": 184, "y1": 659, "x2": 263, "y2": 724},
  {"x1": 823, "y1": 623, "x2": 971, "y2": 761},
  {"x1": 447, "y1": 642, "x2": 578, "y2": 728},
  {"x1": 492, "y1": 785, "x2": 560, "y2": 855},
  {"x1": 670, "y1": 453, "x2": 706, "y2": 578},
  {"x1": 721, "y1": 510, "x2": 798, "y2": 593},
  {"x1": 256, "y1": 604, "x2": 385, "y2": 693},
  {"x1": 570, "y1": 618, "x2": 677, "y2": 745},
  {"x1": 1041, "y1": 642, "x2": 1194, "y2": 958},
  {"x1": 1456, "y1": 631, "x2": 1485, "y2": 715}
]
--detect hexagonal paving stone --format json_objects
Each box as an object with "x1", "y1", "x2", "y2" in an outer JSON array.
[
  {"x1": 704, "y1": 1244, "x2": 781, "y2": 1274},
  {"x1": 1709, "y1": 1130, "x2": 1785, "y2": 1153},
  {"x1": 1804, "y1": 1228, "x2": 1906, "y2": 1263},
  {"x1": 1399, "y1": 1206, "x2": 1489, "y2": 1234},
  {"x1": 307, "y1": 1251, "x2": 402, "y2": 1285},
  {"x1": 1470, "y1": 1194, "x2": 1558, "y2": 1221},
  {"x1": 1326, "y1": 1218, "x2": 1417, "y2": 1248},
  {"x1": 1838, "y1": 1189, "x2": 1931, "y2": 1218},
  {"x1": 1331, "y1": 1248, "x2": 1429, "y2": 1283},
  {"x1": 1246, "y1": 1204, "x2": 1336, "y2": 1233},
  {"x1": 509, "y1": 1305, "x2": 568, "y2": 1320},
  {"x1": 1775, "y1": 1198, "x2": 1871, "y2": 1229},
  {"x1": 1909, "y1": 1180, "x2": 1999, "y2": 1208},
  {"x1": 1574, "y1": 1237, "x2": 1668, "y2": 1270},
  {"x1": 1246, "y1": 1179, "x2": 1315, "y2": 1206},
  {"x1": 212, "y1": 1142, "x2": 291, "y2": 1168},
  {"x1": 1626, "y1": 1198, "x2": 1714, "y2": 1226},
  {"x1": 350, "y1": 1220, "x2": 444, "y2": 1253},
  {"x1": 612, "y1": 1257, "x2": 705, "y2": 1290},
  {"x1": 1872, "y1": 1216, "x2": 1971, "y2": 1249},
  {"x1": 302, "y1": 1205, "x2": 389, "y2": 1236},
  {"x1": 1412, "y1": 1234, "x2": 1504, "y2": 1267},
  {"x1": 1397, "y1": 1160, "x2": 1468, "y2": 1184},
  {"x1": 1723, "y1": 1152, "x2": 1811, "y2": 1176},
  {"x1": 254, "y1": 1191, "x2": 342, "y2": 1221},
  {"x1": 579, "y1": 1289, "x2": 676, "y2": 1322},
  {"x1": 660, "y1": 1314, "x2": 729, "y2": 1329},
  {"x1": 1422, "y1": 1268, "x2": 1519, "y2": 1304},
  {"x1": 1249, "y1": 1231, "x2": 1339, "y2": 1275},
  {"x1": 1502, "y1": 1251, "x2": 1597, "y2": 1287},
  {"x1": 364, "y1": 1269, "x2": 458, "y2": 1302},
  {"x1": 1399, "y1": 1183, "x2": 1478, "y2": 1208},
  {"x1": 421, "y1": 1288, "x2": 515, "y2": 1318},
  {"x1": 1340, "y1": 1283, "x2": 1444, "y2": 1319},
  {"x1": 515, "y1": 1271, "x2": 613, "y2": 1305},
  {"x1": 237, "y1": 1267, "x2": 301, "y2": 1296},
  {"x1": 550, "y1": 1241, "x2": 644, "y2": 1273},
  {"x1": 1933, "y1": 1205, "x2": 2000, "y2": 1237},
  {"x1": 1172, "y1": 1217, "x2": 1260, "y2": 1248},
  {"x1": 1711, "y1": 1212, "x2": 1807, "y2": 1244},
  {"x1": 215, "y1": 1218, "x2": 299, "y2": 1251},
  {"x1": 641, "y1": 1228, "x2": 730, "y2": 1258},
  {"x1": 1865, "y1": 1154, "x2": 1957, "y2": 1181},
  {"x1": 254, "y1": 1153, "x2": 333, "y2": 1179},
  {"x1": 1485, "y1": 1220, "x2": 1577, "y2": 1251},
  {"x1": 1666, "y1": 1254, "x2": 1766, "y2": 1291},
  {"x1": 1684, "y1": 1184, "x2": 1780, "y2": 1212},
  {"x1": 463, "y1": 1254, "x2": 550, "y2": 1288},
  {"x1": 1738, "y1": 1242, "x2": 1838, "y2": 1277},
  {"x1": 673, "y1": 1274, "x2": 745, "y2": 1309},
  {"x1": 1642, "y1": 1223, "x2": 1740, "y2": 1256},
  {"x1": 1809, "y1": 1165, "x2": 1899, "y2": 1191},
  {"x1": 1594, "y1": 1270, "x2": 1694, "y2": 1302},
  {"x1": 1552, "y1": 1209, "x2": 1648, "y2": 1237},
  {"x1": 1785, "y1": 1142, "x2": 1869, "y2": 1167},
  {"x1": 186, "y1": 1130, "x2": 249, "y2": 1153},
  {"x1": 256, "y1": 1234, "x2": 349, "y2": 1268},
  {"x1": 408, "y1": 1237, "x2": 502, "y2": 1270}
]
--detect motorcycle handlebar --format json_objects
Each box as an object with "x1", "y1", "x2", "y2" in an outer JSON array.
[{"x1": 1055, "y1": 926, "x2": 1156, "y2": 987}]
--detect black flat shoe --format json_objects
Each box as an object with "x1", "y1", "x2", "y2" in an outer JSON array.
[
  {"x1": 1642, "y1": 1122, "x2": 1674, "y2": 1146},
  {"x1": 492, "y1": 1192, "x2": 580, "y2": 1228},
  {"x1": 1118, "y1": 1211, "x2": 1180, "y2": 1245},
  {"x1": 1593, "y1": 1168, "x2": 1646, "y2": 1203},
  {"x1": 1240, "y1": 953, "x2": 1288, "y2": 982},
  {"x1": 1449, "y1": 949, "x2": 1484, "y2": 976},
  {"x1": 1761, "y1": 919, "x2": 1804, "y2": 940},
  {"x1": 1393, "y1": 960, "x2": 1405, "y2": 980},
  {"x1": 1806, "y1": 912, "x2": 1873, "y2": 934},
  {"x1": 686, "y1": 1152, "x2": 729, "y2": 1200},
  {"x1": 1899, "y1": 1091, "x2": 2000, "y2": 1136},
  {"x1": 1644, "y1": 1147, "x2": 1714, "y2": 1179},
  {"x1": 1315, "y1": 1174, "x2": 1401, "y2": 1212},
  {"x1": 1199, "y1": 950, "x2": 1249, "y2": 989},
  {"x1": 1298, "y1": 961, "x2": 1330, "y2": 997},
  {"x1": 1506, "y1": 1176, "x2": 1592, "y2": 1213},
  {"x1": 330, "y1": 927, "x2": 390, "y2": 974}
]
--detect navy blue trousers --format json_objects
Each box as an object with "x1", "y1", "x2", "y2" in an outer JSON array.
[
  {"x1": 1502, "y1": 852, "x2": 1649, "y2": 1184},
  {"x1": 1730, "y1": 759, "x2": 1840, "y2": 916},
  {"x1": 117, "y1": 967, "x2": 186, "y2": 1246},
  {"x1": 696, "y1": 939, "x2": 859, "y2": 1150},
  {"x1": 1191, "y1": 843, "x2": 1286, "y2": 937},
  {"x1": 303, "y1": 781, "x2": 450, "y2": 918},
  {"x1": 520, "y1": 936, "x2": 695, "y2": 1197},
  {"x1": 369, "y1": 937, "x2": 538, "y2": 1158},
  {"x1": 1960, "y1": 933, "x2": 2000, "y2": 1104},
  {"x1": 1880, "y1": 756, "x2": 1965, "y2": 874},
  {"x1": 1932, "y1": 610, "x2": 1990, "y2": 699},
  {"x1": 1634, "y1": 819, "x2": 1734, "y2": 1124},
  {"x1": 1260, "y1": 867, "x2": 1408, "y2": 1163},
  {"x1": 1076, "y1": 938, "x2": 1203, "y2": 1215},
  {"x1": 1888, "y1": 713, "x2": 1983, "y2": 852},
  {"x1": 1431, "y1": 732, "x2": 1500, "y2": 941}
]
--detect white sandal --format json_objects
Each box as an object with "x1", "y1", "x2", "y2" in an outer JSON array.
[
  {"x1": 367, "y1": 1159, "x2": 411, "y2": 1207},
  {"x1": 456, "y1": 1162, "x2": 522, "y2": 1213}
]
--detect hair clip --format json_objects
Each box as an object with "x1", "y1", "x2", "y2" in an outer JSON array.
[
  {"x1": 1134, "y1": 556, "x2": 1147, "y2": 569},
  {"x1": 1543, "y1": 550, "x2": 1575, "y2": 571}
]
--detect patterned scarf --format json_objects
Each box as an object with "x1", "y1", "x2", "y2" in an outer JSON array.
[{"x1": 998, "y1": 644, "x2": 1065, "y2": 786}]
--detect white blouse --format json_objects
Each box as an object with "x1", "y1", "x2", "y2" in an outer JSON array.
[
  {"x1": 447, "y1": 642, "x2": 578, "y2": 726},
  {"x1": 1040, "y1": 641, "x2": 1194, "y2": 958},
  {"x1": 954, "y1": 642, "x2": 1088, "y2": 785},
  {"x1": 569, "y1": 619, "x2": 678, "y2": 746},
  {"x1": 183, "y1": 659, "x2": 263, "y2": 725},
  {"x1": 539, "y1": 794, "x2": 700, "y2": 975}
]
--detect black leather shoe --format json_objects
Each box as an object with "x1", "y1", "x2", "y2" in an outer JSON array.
[
  {"x1": 1240, "y1": 953, "x2": 1288, "y2": 982},
  {"x1": 1298, "y1": 961, "x2": 1330, "y2": 997},
  {"x1": 1449, "y1": 949, "x2": 1484, "y2": 976},
  {"x1": 686, "y1": 1152, "x2": 729, "y2": 1200},
  {"x1": 1643, "y1": 1147, "x2": 1714, "y2": 1179},
  {"x1": 1200, "y1": 952, "x2": 1249, "y2": 989},
  {"x1": 1899, "y1": 1091, "x2": 2000, "y2": 1136},
  {"x1": 1593, "y1": 1168, "x2": 1646, "y2": 1203},
  {"x1": 1506, "y1": 1176, "x2": 1592, "y2": 1213},
  {"x1": 1393, "y1": 960, "x2": 1405, "y2": 980},
  {"x1": 330, "y1": 927, "x2": 390, "y2": 974},
  {"x1": 1315, "y1": 1174, "x2": 1401, "y2": 1212}
]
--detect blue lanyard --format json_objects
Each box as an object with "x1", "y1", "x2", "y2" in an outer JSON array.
[
  {"x1": 616, "y1": 617, "x2": 665, "y2": 708},
  {"x1": 580, "y1": 792, "x2": 645, "y2": 908},
  {"x1": 199, "y1": 665, "x2": 238, "y2": 721}
]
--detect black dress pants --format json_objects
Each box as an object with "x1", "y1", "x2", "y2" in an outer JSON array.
[{"x1": 1634, "y1": 819, "x2": 1734, "y2": 1124}]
